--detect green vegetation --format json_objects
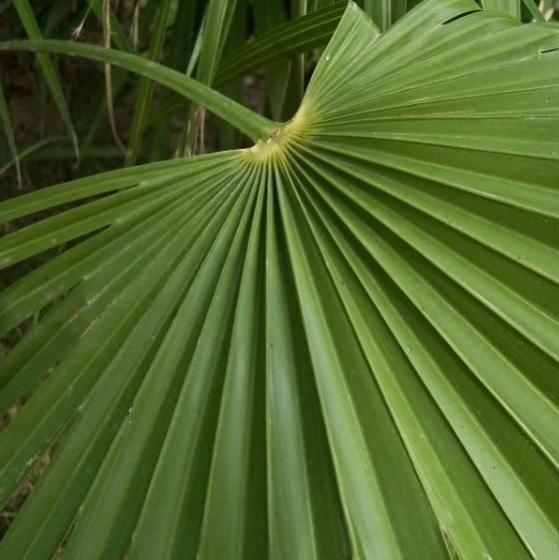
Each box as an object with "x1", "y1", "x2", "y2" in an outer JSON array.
[{"x1": 0, "y1": 0, "x2": 558, "y2": 558}]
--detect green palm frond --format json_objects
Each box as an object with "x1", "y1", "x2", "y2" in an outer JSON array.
[{"x1": 1, "y1": 0, "x2": 558, "y2": 558}]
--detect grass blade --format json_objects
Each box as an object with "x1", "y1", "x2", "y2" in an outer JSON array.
[
  {"x1": 0, "y1": 76, "x2": 21, "y2": 187},
  {"x1": 12, "y1": 0, "x2": 79, "y2": 158},
  {"x1": 125, "y1": 0, "x2": 174, "y2": 165},
  {"x1": 217, "y1": 1, "x2": 346, "y2": 87},
  {"x1": 88, "y1": 0, "x2": 134, "y2": 53},
  {"x1": 184, "y1": 0, "x2": 240, "y2": 153},
  {"x1": 143, "y1": 2, "x2": 347, "y2": 130},
  {"x1": 364, "y1": 0, "x2": 407, "y2": 31}
]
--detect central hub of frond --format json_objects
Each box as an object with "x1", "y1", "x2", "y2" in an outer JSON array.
[{"x1": 244, "y1": 106, "x2": 309, "y2": 163}]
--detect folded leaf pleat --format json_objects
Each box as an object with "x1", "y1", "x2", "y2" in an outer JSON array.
[{"x1": 1, "y1": 0, "x2": 558, "y2": 558}]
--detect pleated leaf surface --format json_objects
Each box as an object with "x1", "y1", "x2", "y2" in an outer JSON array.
[{"x1": 1, "y1": 1, "x2": 559, "y2": 558}]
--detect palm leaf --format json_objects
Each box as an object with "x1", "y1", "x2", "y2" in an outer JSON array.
[
  {"x1": 1, "y1": 0, "x2": 559, "y2": 558},
  {"x1": 149, "y1": 1, "x2": 348, "y2": 130},
  {"x1": 0, "y1": 38, "x2": 277, "y2": 143}
]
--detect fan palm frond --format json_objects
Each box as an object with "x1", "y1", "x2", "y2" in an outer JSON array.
[{"x1": 1, "y1": 1, "x2": 558, "y2": 558}]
